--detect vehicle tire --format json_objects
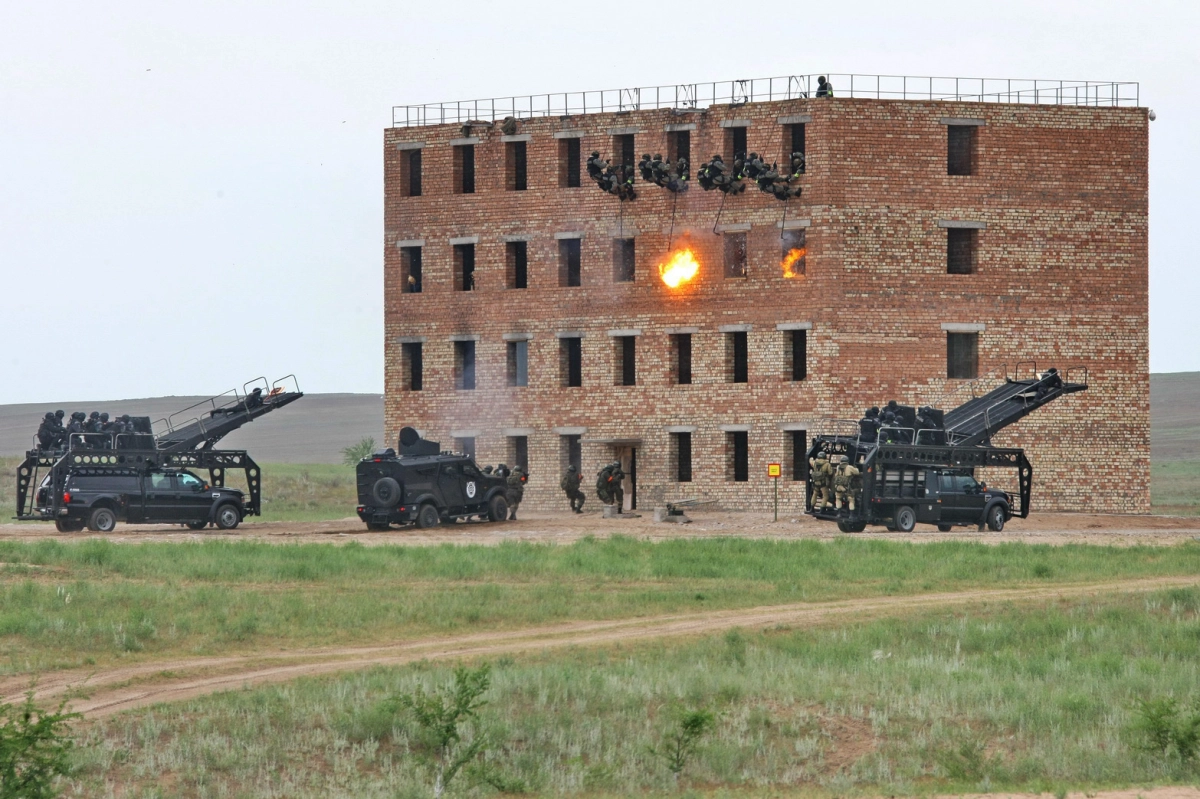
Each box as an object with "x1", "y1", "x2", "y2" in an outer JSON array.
[
  {"x1": 487, "y1": 494, "x2": 509, "y2": 523},
  {"x1": 87, "y1": 506, "x2": 117, "y2": 533},
  {"x1": 214, "y1": 503, "x2": 241, "y2": 530},
  {"x1": 986, "y1": 504, "x2": 1006, "y2": 532},
  {"x1": 371, "y1": 477, "x2": 402, "y2": 507},
  {"x1": 186, "y1": 520, "x2": 209, "y2": 530},
  {"x1": 367, "y1": 522, "x2": 390, "y2": 531},
  {"x1": 937, "y1": 524, "x2": 953, "y2": 532},
  {"x1": 55, "y1": 519, "x2": 84, "y2": 533},
  {"x1": 416, "y1": 503, "x2": 440, "y2": 529},
  {"x1": 894, "y1": 506, "x2": 916, "y2": 533}
]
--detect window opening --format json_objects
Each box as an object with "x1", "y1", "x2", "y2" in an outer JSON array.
[
  {"x1": 507, "y1": 140, "x2": 527, "y2": 191},
  {"x1": 613, "y1": 134, "x2": 635, "y2": 169},
  {"x1": 788, "y1": 124, "x2": 806, "y2": 173},
  {"x1": 673, "y1": 432, "x2": 693, "y2": 483},
  {"x1": 454, "y1": 340, "x2": 477, "y2": 389},
  {"x1": 615, "y1": 336, "x2": 636, "y2": 386},
  {"x1": 790, "y1": 430, "x2": 808, "y2": 480},
  {"x1": 724, "y1": 233, "x2": 747, "y2": 278},
  {"x1": 455, "y1": 144, "x2": 476, "y2": 193},
  {"x1": 947, "y1": 228, "x2": 978, "y2": 274},
  {"x1": 947, "y1": 126, "x2": 976, "y2": 176},
  {"x1": 781, "y1": 228, "x2": 806, "y2": 277},
  {"x1": 406, "y1": 149, "x2": 422, "y2": 196},
  {"x1": 560, "y1": 138, "x2": 582, "y2": 188},
  {"x1": 454, "y1": 437, "x2": 476, "y2": 460},
  {"x1": 507, "y1": 340, "x2": 529, "y2": 387},
  {"x1": 401, "y1": 342, "x2": 423, "y2": 391},
  {"x1": 727, "y1": 126, "x2": 748, "y2": 159},
  {"x1": 560, "y1": 337, "x2": 582, "y2": 387},
  {"x1": 790, "y1": 329, "x2": 807, "y2": 381},
  {"x1": 727, "y1": 331, "x2": 748, "y2": 383},
  {"x1": 508, "y1": 436, "x2": 529, "y2": 472},
  {"x1": 559, "y1": 238, "x2": 581, "y2": 287},
  {"x1": 560, "y1": 434, "x2": 582, "y2": 472},
  {"x1": 946, "y1": 332, "x2": 979, "y2": 379},
  {"x1": 506, "y1": 241, "x2": 528, "y2": 289},
  {"x1": 668, "y1": 130, "x2": 691, "y2": 165},
  {"x1": 727, "y1": 431, "x2": 749, "y2": 482},
  {"x1": 672, "y1": 334, "x2": 692, "y2": 385},
  {"x1": 454, "y1": 243, "x2": 476, "y2": 291},
  {"x1": 401, "y1": 246, "x2": 422, "y2": 293},
  {"x1": 613, "y1": 239, "x2": 635, "y2": 283}
]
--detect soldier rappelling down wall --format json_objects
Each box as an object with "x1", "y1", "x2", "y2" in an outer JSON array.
[
  {"x1": 638, "y1": 153, "x2": 689, "y2": 193},
  {"x1": 505, "y1": 466, "x2": 527, "y2": 520},
  {"x1": 560, "y1": 465, "x2": 585, "y2": 513},
  {"x1": 587, "y1": 151, "x2": 637, "y2": 201},
  {"x1": 743, "y1": 151, "x2": 804, "y2": 201},
  {"x1": 697, "y1": 154, "x2": 747, "y2": 195}
]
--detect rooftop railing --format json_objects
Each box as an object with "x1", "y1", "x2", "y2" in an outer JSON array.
[{"x1": 392, "y1": 74, "x2": 1140, "y2": 128}]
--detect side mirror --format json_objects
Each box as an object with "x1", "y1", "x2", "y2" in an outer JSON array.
[{"x1": 197, "y1": 483, "x2": 208, "y2": 492}]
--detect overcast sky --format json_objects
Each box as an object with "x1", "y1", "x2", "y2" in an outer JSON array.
[{"x1": 1, "y1": 0, "x2": 1195, "y2": 404}]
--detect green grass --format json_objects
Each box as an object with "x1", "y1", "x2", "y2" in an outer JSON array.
[
  {"x1": 67, "y1": 587, "x2": 1200, "y2": 797},
  {"x1": 1152, "y1": 460, "x2": 1200, "y2": 516},
  {"x1": 2, "y1": 536, "x2": 1200, "y2": 675}
]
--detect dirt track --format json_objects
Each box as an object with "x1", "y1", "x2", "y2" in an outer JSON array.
[
  {"x1": 4, "y1": 574, "x2": 1195, "y2": 721},
  {"x1": 3, "y1": 509, "x2": 1200, "y2": 547}
]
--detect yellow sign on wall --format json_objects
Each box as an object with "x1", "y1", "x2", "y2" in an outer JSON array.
[{"x1": 767, "y1": 463, "x2": 781, "y2": 478}]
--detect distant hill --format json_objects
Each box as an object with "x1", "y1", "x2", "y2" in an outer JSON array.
[
  {"x1": 0, "y1": 393, "x2": 382, "y2": 464},
  {"x1": 0, "y1": 373, "x2": 1195, "y2": 464},
  {"x1": 1151, "y1": 372, "x2": 1200, "y2": 462}
]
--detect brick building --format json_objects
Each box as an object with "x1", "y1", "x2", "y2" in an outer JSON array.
[{"x1": 383, "y1": 76, "x2": 1149, "y2": 514}]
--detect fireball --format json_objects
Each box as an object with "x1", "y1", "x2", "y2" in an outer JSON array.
[
  {"x1": 781, "y1": 247, "x2": 806, "y2": 279},
  {"x1": 658, "y1": 248, "x2": 701, "y2": 288}
]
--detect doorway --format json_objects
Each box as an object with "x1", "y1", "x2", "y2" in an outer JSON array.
[{"x1": 614, "y1": 446, "x2": 637, "y2": 511}]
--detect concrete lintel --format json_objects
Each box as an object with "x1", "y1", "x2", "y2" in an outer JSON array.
[
  {"x1": 937, "y1": 219, "x2": 987, "y2": 230},
  {"x1": 610, "y1": 228, "x2": 638, "y2": 239},
  {"x1": 555, "y1": 330, "x2": 584, "y2": 339},
  {"x1": 500, "y1": 134, "x2": 532, "y2": 142},
  {"x1": 719, "y1": 424, "x2": 752, "y2": 432},
  {"x1": 606, "y1": 126, "x2": 642, "y2": 136},
  {"x1": 715, "y1": 222, "x2": 752, "y2": 234},
  {"x1": 778, "y1": 422, "x2": 809, "y2": 431},
  {"x1": 607, "y1": 328, "x2": 642, "y2": 337},
  {"x1": 719, "y1": 119, "x2": 751, "y2": 128},
  {"x1": 553, "y1": 129, "x2": 585, "y2": 139},
  {"x1": 554, "y1": 231, "x2": 584, "y2": 240},
  {"x1": 394, "y1": 141, "x2": 425, "y2": 151},
  {"x1": 553, "y1": 426, "x2": 587, "y2": 436},
  {"x1": 941, "y1": 323, "x2": 986, "y2": 333},
  {"x1": 718, "y1": 324, "x2": 752, "y2": 333},
  {"x1": 939, "y1": 117, "x2": 986, "y2": 126},
  {"x1": 664, "y1": 122, "x2": 697, "y2": 132},
  {"x1": 448, "y1": 334, "x2": 481, "y2": 342},
  {"x1": 449, "y1": 235, "x2": 480, "y2": 245},
  {"x1": 502, "y1": 332, "x2": 533, "y2": 341},
  {"x1": 395, "y1": 238, "x2": 425, "y2": 248},
  {"x1": 777, "y1": 114, "x2": 813, "y2": 125},
  {"x1": 502, "y1": 428, "x2": 536, "y2": 437},
  {"x1": 776, "y1": 322, "x2": 812, "y2": 331},
  {"x1": 501, "y1": 234, "x2": 532, "y2": 242},
  {"x1": 450, "y1": 429, "x2": 481, "y2": 439},
  {"x1": 666, "y1": 425, "x2": 698, "y2": 433},
  {"x1": 776, "y1": 218, "x2": 812, "y2": 230},
  {"x1": 663, "y1": 326, "x2": 700, "y2": 335},
  {"x1": 396, "y1": 336, "x2": 426, "y2": 344},
  {"x1": 448, "y1": 137, "x2": 481, "y2": 146}
]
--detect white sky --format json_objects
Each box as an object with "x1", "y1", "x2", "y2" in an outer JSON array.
[{"x1": 1, "y1": 0, "x2": 1196, "y2": 404}]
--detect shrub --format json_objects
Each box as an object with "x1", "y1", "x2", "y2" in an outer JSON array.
[
  {"x1": 0, "y1": 693, "x2": 79, "y2": 799},
  {"x1": 650, "y1": 706, "x2": 715, "y2": 783},
  {"x1": 341, "y1": 437, "x2": 377, "y2": 466},
  {"x1": 1131, "y1": 696, "x2": 1200, "y2": 764}
]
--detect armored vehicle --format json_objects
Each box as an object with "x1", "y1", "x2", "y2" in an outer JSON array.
[
  {"x1": 806, "y1": 365, "x2": 1087, "y2": 533},
  {"x1": 356, "y1": 427, "x2": 510, "y2": 529},
  {"x1": 14, "y1": 376, "x2": 302, "y2": 532}
]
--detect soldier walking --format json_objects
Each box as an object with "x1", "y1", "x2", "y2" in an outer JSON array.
[
  {"x1": 595, "y1": 463, "x2": 613, "y2": 506},
  {"x1": 809, "y1": 451, "x2": 834, "y2": 510},
  {"x1": 560, "y1": 465, "x2": 585, "y2": 513},
  {"x1": 505, "y1": 466, "x2": 526, "y2": 521},
  {"x1": 607, "y1": 461, "x2": 626, "y2": 512}
]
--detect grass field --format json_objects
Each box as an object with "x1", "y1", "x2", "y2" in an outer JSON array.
[
  {"x1": 64, "y1": 586, "x2": 1200, "y2": 797},
  {"x1": 3, "y1": 536, "x2": 1200, "y2": 676},
  {"x1": 1152, "y1": 461, "x2": 1200, "y2": 516}
]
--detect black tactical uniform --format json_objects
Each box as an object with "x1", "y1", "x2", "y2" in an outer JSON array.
[{"x1": 561, "y1": 465, "x2": 585, "y2": 513}]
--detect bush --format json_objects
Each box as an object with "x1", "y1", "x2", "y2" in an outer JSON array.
[
  {"x1": 650, "y1": 706, "x2": 715, "y2": 783},
  {"x1": 0, "y1": 693, "x2": 78, "y2": 799},
  {"x1": 1131, "y1": 696, "x2": 1200, "y2": 764},
  {"x1": 341, "y1": 437, "x2": 377, "y2": 467}
]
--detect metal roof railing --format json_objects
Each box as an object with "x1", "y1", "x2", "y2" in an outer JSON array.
[{"x1": 392, "y1": 73, "x2": 1140, "y2": 128}]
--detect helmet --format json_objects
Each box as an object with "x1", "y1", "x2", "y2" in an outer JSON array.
[
  {"x1": 840, "y1": 455, "x2": 850, "y2": 463},
  {"x1": 55, "y1": 410, "x2": 64, "y2": 418},
  {"x1": 100, "y1": 413, "x2": 109, "y2": 422},
  {"x1": 44, "y1": 412, "x2": 54, "y2": 420},
  {"x1": 815, "y1": 451, "x2": 827, "y2": 460}
]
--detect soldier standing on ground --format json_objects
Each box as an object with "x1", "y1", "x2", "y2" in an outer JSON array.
[
  {"x1": 595, "y1": 463, "x2": 613, "y2": 506},
  {"x1": 561, "y1": 465, "x2": 585, "y2": 513},
  {"x1": 506, "y1": 466, "x2": 526, "y2": 521},
  {"x1": 810, "y1": 451, "x2": 833, "y2": 510}
]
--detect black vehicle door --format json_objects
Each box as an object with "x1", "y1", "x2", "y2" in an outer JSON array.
[
  {"x1": 956, "y1": 475, "x2": 987, "y2": 523},
  {"x1": 460, "y1": 462, "x2": 484, "y2": 509},
  {"x1": 143, "y1": 471, "x2": 176, "y2": 521},
  {"x1": 175, "y1": 472, "x2": 212, "y2": 521},
  {"x1": 438, "y1": 464, "x2": 465, "y2": 511},
  {"x1": 939, "y1": 473, "x2": 964, "y2": 521}
]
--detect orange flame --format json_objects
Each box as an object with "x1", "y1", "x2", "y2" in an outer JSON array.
[
  {"x1": 658, "y1": 248, "x2": 700, "y2": 288},
  {"x1": 781, "y1": 247, "x2": 806, "y2": 279}
]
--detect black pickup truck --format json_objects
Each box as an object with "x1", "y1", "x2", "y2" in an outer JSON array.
[{"x1": 36, "y1": 467, "x2": 248, "y2": 532}]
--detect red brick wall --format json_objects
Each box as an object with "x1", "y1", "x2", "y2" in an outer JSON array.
[{"x1": 382, "y1": 98, "x2": 1149, "y2": 514}]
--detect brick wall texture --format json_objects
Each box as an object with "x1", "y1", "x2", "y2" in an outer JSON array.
[{"x1": 383, "y1": 97, "x2": 1150, "y2": 515}]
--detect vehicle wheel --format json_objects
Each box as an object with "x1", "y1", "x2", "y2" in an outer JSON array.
[
  {"x1": 367, "y1": 522, "x2": 390, "y2": 531},
  {"x1": 186, "y1": 520, "x2": 209, "y2": 530},
  {"x1": 937, "y1": 524, "x2": 953, "y2": 532},
  {"x1": 837, "y1": 519, "x2": 864, "y2": 533},
  {"x1": 487, "y1": 494, "x2": 509, "y2": 523},
  {"x1": 371, "y1": 477, "x2": 402, "y2": 507},
  {"x1": 986, "y1": 505, "x2": 1006, "y2": 532},
  {"x1": 55, "y1": 519, "x2": 84, "y2": 533},
  {"x1": 214, "y1": 503, "x2": 241, "y2": 530},
  {"x1": 416, "y1": 504, "x2": 440, "y2": 529},
  {"x1": 893, "y1": 506, "x2": 916, "y2": 533},
  {"x1": 87, "y1": 506, "x2": 117, "y2": 533}
]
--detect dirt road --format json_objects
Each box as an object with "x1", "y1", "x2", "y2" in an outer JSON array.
[
  {"x1": 3, "y1": 509, "x2": 1200, "y2": 547},
  {"x1": 4, "y1": 574, "x2": 1194, "y2": 720}
]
